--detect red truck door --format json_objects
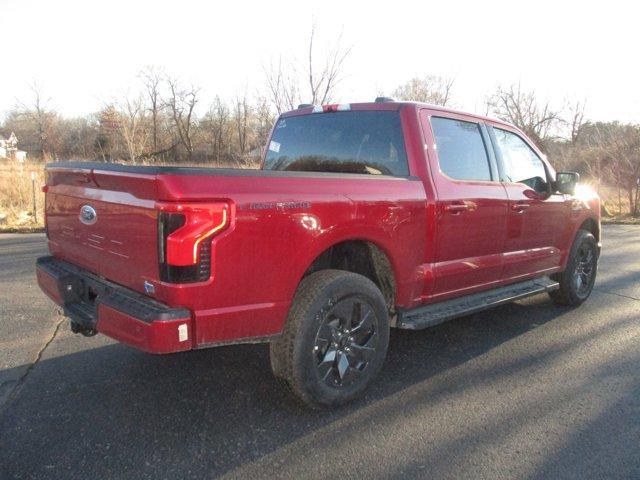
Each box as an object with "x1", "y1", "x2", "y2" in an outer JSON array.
[
  {"x1": 421, "y1": 110, "x2": 509, "y2": 301},
  {"x1": 488, "y1": 125, "x2": 566, "y2": 280}
]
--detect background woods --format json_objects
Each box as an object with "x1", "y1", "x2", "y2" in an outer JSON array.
[{"x1": 1, "y1": 28, "x2": 640, "y2": 226}]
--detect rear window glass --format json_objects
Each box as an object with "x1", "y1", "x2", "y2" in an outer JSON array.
[{"x1": 263, "y1": 111, "x2": 409, "y2": 176}]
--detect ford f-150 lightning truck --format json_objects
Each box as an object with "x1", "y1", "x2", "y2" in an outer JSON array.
[{"x1": 36, "y1": 99, "x2": 601, "y2": 407}]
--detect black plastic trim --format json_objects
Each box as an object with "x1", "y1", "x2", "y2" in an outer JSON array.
[
  {"x1": 479, "y1": 123, "x2": 500, "y2": 182},
  {"x1": 45, "y1": 162, "x2": 420, "y2": 181},
  {"x1": 484, "y1": 124, "x2": 505, "y2": 181},
  {"x1": 37, "y1": 256, "x2": 190, "y2": 328},
  {"x1": 395, "y1": 277, "x2": 559, "y2": 330}
]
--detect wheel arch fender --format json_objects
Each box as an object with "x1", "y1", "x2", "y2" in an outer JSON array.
[{"x1": 290, "y1": 231, "x2": 402, "y2": 313}]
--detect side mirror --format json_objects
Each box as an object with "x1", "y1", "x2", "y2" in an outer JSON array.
[{"x1": 555, "y1": 172, "x2": 580, "y2": 195}]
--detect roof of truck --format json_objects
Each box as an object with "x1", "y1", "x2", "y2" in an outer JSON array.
[{"x1": 282, "y1": 101, "x2": 514, "y2": 129}]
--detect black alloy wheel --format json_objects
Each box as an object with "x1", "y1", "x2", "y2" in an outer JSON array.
[{"x1": 313, "y1": 296, "x2": 378, "y2": 388}]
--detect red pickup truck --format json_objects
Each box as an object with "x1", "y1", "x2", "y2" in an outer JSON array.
[{"x1": 36, "y1": 99, "x2": 601, "y2": 407}]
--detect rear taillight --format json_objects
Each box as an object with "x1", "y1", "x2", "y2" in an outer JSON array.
[{"x1": 157, "y1": 202, "x2": 230, "y2": 283}]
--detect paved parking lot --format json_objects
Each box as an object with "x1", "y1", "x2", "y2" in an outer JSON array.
[{"x1": 1, "y1": 225, "x2": 639, "y2": 479}]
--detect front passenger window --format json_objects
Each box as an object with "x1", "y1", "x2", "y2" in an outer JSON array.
[{"x1": 493, "y1": 128, "x2": 548, "y2": 192}]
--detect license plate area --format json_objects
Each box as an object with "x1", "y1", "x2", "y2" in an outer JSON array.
[{"x1": 60, "y1": 274, "x2": 113, "y2": 328}]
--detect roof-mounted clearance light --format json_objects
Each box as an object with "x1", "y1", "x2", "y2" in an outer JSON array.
[{"x1": 313, "y1": 104, "x2": 351, "y2": 113}]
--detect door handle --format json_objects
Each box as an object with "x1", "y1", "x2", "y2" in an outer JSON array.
[
  {"x1": 445, "y1": 204, "x2": 468, "y2": 213},
  {"x1": 511, "y1": 202, "x2": 531, "y2": 212},
  {"x1": 444, "y1": 201, "x2": 476, "y2": 214}
]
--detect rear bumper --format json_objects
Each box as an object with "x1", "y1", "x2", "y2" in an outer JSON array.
[{"x1": 36, "y1": 256, "x2": 193, "y2": 354}]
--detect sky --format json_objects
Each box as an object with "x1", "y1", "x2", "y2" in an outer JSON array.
[{"x1": 1, "y1": 0, "x2": 638, "y2": 123}]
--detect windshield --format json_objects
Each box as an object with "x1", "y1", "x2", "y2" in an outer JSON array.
[{"x1": 263, "y1": 111, "x2": 409, "y2": 176}]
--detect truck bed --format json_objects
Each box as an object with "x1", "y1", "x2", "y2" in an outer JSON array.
[{"x1": 43, "y1": 161, "x2": 428, "y2": 347}]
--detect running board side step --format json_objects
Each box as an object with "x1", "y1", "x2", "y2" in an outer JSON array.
[{"x1": 396, "y1": 277, "x2": 559, "y2": 330}]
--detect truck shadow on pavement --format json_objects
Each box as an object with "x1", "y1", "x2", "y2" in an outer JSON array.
[{"x1": 0, "y1": 293, "x2": 637, "y2": 479}]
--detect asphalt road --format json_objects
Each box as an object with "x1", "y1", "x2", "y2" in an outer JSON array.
[{"x1": 1, "y1": 226, "x2": 639, "y2": 479}]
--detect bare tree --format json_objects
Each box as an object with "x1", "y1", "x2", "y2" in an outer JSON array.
[
  {"x1": 488, "y1": 84, "x2": 560, "y2": 149},
  {"x1": 117, "y1": 95, "x2": 148, "y2": 162},
  {"x1": 140, "y1": 66, "x2": 163, "y2": 152},
  {"x1": 205, "y1": 96, "x2": 231, "y2": 164},
  {"x1": 264, "y1": 23, "x2": 351, "y2": 112},
  {"x1": 264, "y1": 57, "x2": 300, "y2": 115},
  {"x1": 307, "y1": 25, "x2": 351, "y2": 105},
  {"x1": 18, "y1": 81, "x2": 58, "y2": 159},
  {"x1": 565, "y1": 99, "x2": 586, "y2": 144},
  {"x1": 253, "y1": 96, "x2": 275, "y2": 149},
  {"x1": 601, "y1": 124, "x2": 640, "y2": 216},
  {"x1": 95, "y1": 105, "x2": 122, "y2": 162},
  {"x1": 233, "y1": 94, "x2": 250, "y2": 156},
  {"x1": 164, "y1": 77, "x2": 199, "y2": 160},
  {"x1": 392, "y1": 76, "x2": 455, "y2": 106}
]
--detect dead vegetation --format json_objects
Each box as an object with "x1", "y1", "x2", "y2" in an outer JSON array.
[
  {"x1": 1, "y1": 23, "x2": 639, "y2": 229},
  {"x1": 0, "y1": 162, "x2": 45, "y2": 229}
]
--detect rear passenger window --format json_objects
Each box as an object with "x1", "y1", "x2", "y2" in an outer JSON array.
[{"x1": 430, "y1": 117, "x2": 492, "y2": 181}]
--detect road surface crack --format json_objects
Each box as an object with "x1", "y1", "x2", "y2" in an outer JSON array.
[
  {"x1": 594, "y1": 288, "x2": 640, "y2": 301},
  {"x1": 0, "y1": 314, "x2": 65, "y2": 412}
]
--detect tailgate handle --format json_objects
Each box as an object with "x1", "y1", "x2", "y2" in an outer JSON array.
[{"x1": 78, "y1": 169, "x2": 99, "y2": 187}]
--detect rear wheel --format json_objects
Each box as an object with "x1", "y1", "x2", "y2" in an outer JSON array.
[
  {"x1": 550, "y1": 230, "x2": 598, "y2": 306},
  {"x1": 270, "y1": 270, "x2": 389, "y2": 408}
]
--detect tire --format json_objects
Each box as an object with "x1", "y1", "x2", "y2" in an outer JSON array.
[
  {"x1": 549, "y1": 230, "x2": 598, "y2": 306},
  {"x1": 270, "y1": 269, "x2": 390, "y2": 408}
]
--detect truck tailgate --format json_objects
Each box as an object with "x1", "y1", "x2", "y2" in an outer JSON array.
[{"x1": 45, "y1": 166, "x2": 159, "y2": 294}]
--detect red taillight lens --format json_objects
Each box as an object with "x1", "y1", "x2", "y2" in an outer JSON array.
[
  {"x1": 158, "y1": 202, "x2": 229, "y2": 266},
  {"x1": 156, "y1": 202, "x2": 230, "y2": 283}
]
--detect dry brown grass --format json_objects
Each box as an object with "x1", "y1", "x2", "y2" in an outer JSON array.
[
  {"x1": 0, "y1": 159, "x2": 259, "y2": 231},
  {"x1": 599, "y1": 184, "x2": 630, "y2": 215},
  {"x1": 597, "y1": 184, "x2": 640, "y2": 224},
  {"x1": 0, "y1": 161, "x2": 45, "y2": 228},
  {"x1": 1, "y1": 161, "x2": 637, "y2": 231}
]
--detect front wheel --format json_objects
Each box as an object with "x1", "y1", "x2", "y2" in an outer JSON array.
[
  {"x1": 270, "y1": 270, "x2": 389, "y2": 408},
  {"x1": 549, "y1": 230, "x2": 598, "y2": 306}
]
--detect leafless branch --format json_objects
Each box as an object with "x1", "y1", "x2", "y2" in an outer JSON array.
[{"x1": 164, "y1": 77, "x2": 199, "y2": 160}]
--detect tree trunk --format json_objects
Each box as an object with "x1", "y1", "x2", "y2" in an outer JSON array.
[{"x1": 618, "y1": 186, "x2": 622, "y2": 214}]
